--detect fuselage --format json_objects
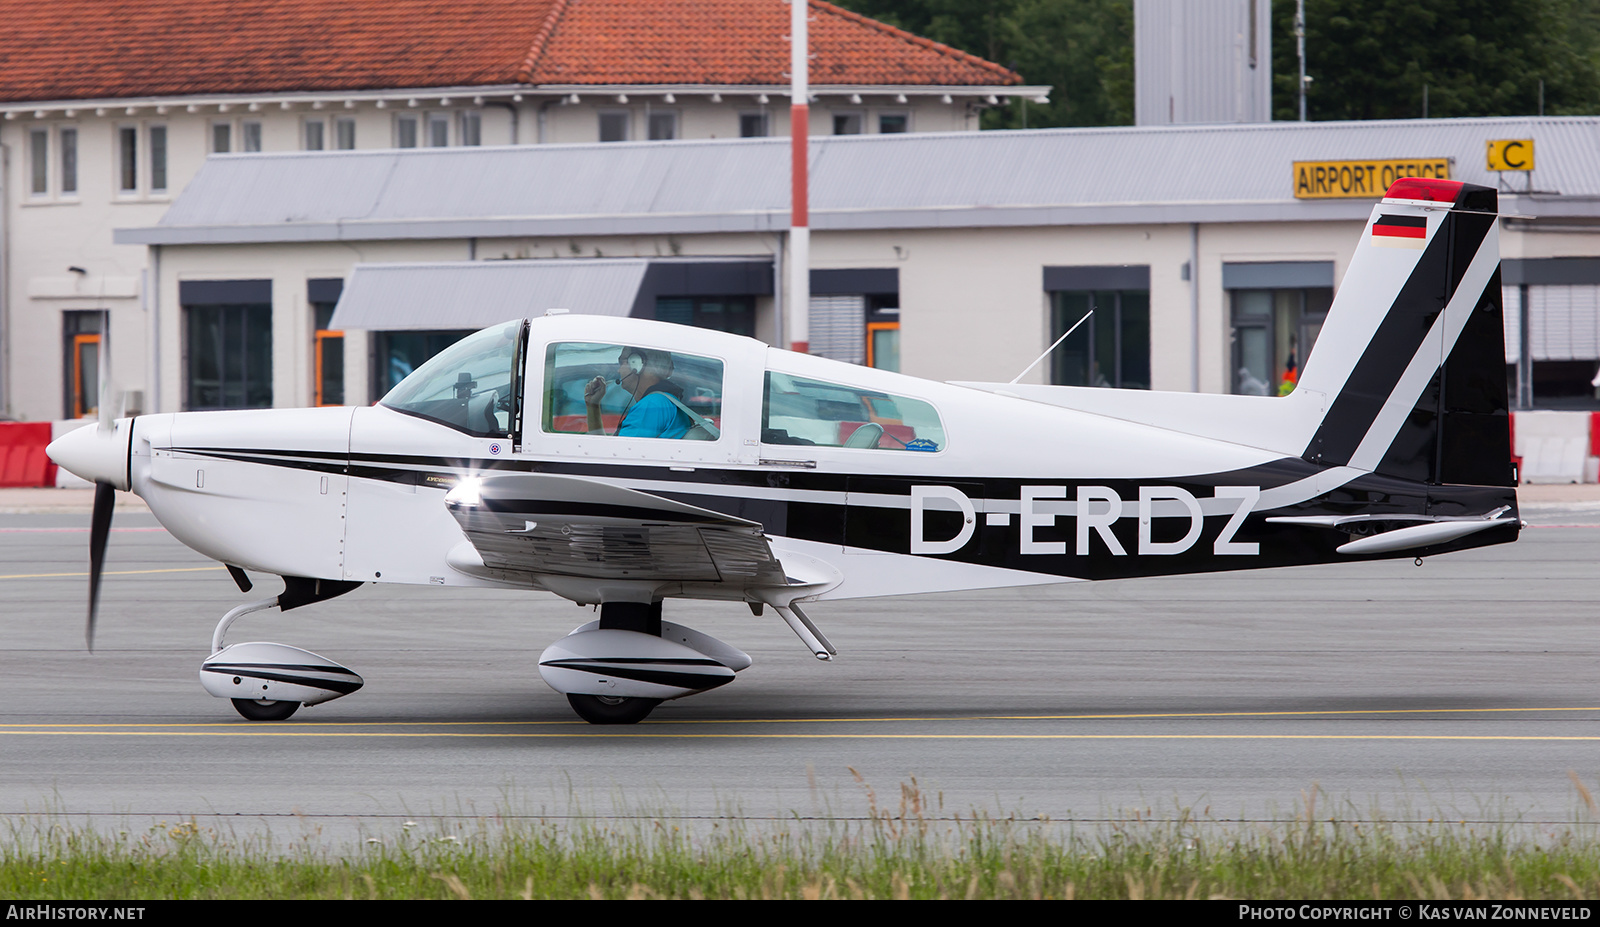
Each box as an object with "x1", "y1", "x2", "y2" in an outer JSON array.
[{"x1": 58, "y1": 313, "x2": 1515, "y2": 605}]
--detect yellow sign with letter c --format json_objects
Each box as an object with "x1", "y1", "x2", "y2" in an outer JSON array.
[{"x1": 1487, "y1": 139, "x2": 1534, "y2": 172}]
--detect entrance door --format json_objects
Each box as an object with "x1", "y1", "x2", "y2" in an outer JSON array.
[{"x1": 71, "y1": 333, "x2": 100, "y2": 418}]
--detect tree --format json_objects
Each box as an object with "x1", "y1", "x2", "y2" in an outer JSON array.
[
  {"x1": 1273, "y1": 0, "x2": 1600, "y2": 120},
  {"x1": 830, "y1": 0, "x2": 1135, "y2": 127}
]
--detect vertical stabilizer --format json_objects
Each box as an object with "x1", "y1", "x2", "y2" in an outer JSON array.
[{"x1": 1298, "y1": 178, "x2": 1511, "y2": 486}]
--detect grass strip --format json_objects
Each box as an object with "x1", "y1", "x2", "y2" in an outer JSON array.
[{"x1": 5, "y1": 783, "x2": 1600, "y2": 899}]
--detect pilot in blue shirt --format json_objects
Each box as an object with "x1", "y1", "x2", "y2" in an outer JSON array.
[{"x1": 585, "y1": 347, "x2": 690, "y2": 439}]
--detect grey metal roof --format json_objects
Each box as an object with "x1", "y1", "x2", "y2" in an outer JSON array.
[
  {"x1": 120, "y1": 117, "x2": 1600, "y2": 246},
  {"x1": 331, "y1": 259, "x2": 647, "y2": 330}
]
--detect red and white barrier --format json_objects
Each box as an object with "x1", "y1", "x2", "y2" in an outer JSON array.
[
  {"x1": 0, "y1": 422, "x2": 57, "y2": 487},
  {"x1": 1511, "y1": 411, "x2": 1600, "y2": 484}
]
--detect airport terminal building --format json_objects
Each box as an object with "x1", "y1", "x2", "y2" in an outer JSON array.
[{"x1": 107, "y1": 116, "x2": 1600, "y2": 418}]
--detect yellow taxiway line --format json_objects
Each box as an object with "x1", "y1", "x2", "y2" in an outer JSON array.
[
  {"x1": 0, "y1": 730, "x2": 1599, "y2": 742},
  {"x1": 0, "y1": 704, "x2": 1597, "y2": 740},
  {"x1": 0, "y1": 705, "x2": 1596, "y2": 730},
  {"x1": 0, "y1": 566, "x2": 223, "y2": 580}
]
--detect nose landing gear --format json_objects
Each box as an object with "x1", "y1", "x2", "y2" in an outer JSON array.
[{"x1": 198, "y1": 578, "x2": 366, "y2": 721}]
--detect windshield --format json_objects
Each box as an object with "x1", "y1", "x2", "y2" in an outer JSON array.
[{"x1": 381, "y1": 320, "x2": 524, "y2": 438}]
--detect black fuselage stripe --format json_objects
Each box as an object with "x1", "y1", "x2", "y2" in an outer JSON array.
[{"x1": 159, "y1": 446, "x2": 1519, "y2": 579}]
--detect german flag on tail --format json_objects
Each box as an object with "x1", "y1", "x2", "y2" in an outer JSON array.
[{"x1": 1370, "y1": 214, "x2": 1427, "y2": 249}]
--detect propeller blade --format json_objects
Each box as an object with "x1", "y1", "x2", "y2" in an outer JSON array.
[
  {"x1": 86, "y1": 481, "x2": 115, "y2": 652},
  {"x1": 96, "y1": 382, "x2": 125, "y2": 434}
]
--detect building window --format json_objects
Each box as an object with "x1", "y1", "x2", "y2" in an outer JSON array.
[
  {"x1": 866, "y1": 294, "x2": 900, "y2": 372},
  {"x1": 211, "y1": 122, "x2": 231, "y2": 153},
  {"x1": 460, "y1": 111, "x2": 481, "y2": 146},
  {"x1": 1050, "y1": 290, "x2": 1151, "y2": 390},
  {"x1": 60, "y1": 127, "x2": 77, "y2": 195},
  {"x1": 242, "y1": 121, "x2": 263, "y2": 152},
  {"x1": 833, "y1": 113, "x2": 862, "y2": 135},
  {"x1": 183, "y1": 280, "x2": 273, "y2": 410},
  {"x1": 598, "y1": 111, "x2": 630, "y2": 142},
  {"x1": 335, "y1": 116, "x2": 356, "y2": 150},
  {"x1": 427, "y1": 113, "x2": 450, "y2": 147},
  {"x1": 310, "y1": 279, "x2": 345, "y2": 407},
  {"x1": 739, "y1": 113, "x2": 769, "y2": 138},
  {"x1": 63, "y1": 311, "x2": 106, "y2": 419},
  {"x1": 655, "y1": 296, "x2": 755, "y2": 336},
  {"x1": 396, "y1": 114, "x2": 419, "y2": 148},
  {"x1": 878, "y1": 113, "x2": 909, "y2": 134},
  {"x1": 648, "y1": 111, "x2": 678, "y2": 140},
  {"x1": 29, "y1": 129, "x2": 48, "y2": 196},
  {"x1": 1229, "y1": 289, "x2": 1331, "y2": 396},
  {"x1": 149, "y1": 125, "x2": 167, "y2": 192},
  {"x1": 807, "y1": 270, "x2": 901, "y2": 368},
  {"x1": 304, "y1": 119, "x2": 325, "y2": 151},
  {"x1": 118, "y1": 127, "x2": 138, "y2": 193},
  {"x1": 374, "y1": 330, "x2": 472, "y2": 397},
  {"x1": 809, "y1": 295, "x2": 867, "y2": 364},
  {"x1": 1504, "y1": 282, "x2": 1600, "y2": 409}
]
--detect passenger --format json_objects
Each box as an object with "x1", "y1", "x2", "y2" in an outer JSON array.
[{"x1": 585, "y1": 347, "x2": 690, "y2": 439}]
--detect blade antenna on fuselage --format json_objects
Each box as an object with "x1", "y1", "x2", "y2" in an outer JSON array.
[{"x1": 1008, "y1": 309, "x2": 1093, "y2": 385}]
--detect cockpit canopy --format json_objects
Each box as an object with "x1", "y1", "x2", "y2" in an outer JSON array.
[{"x1": 381, "y1": 319, "x2": 524, "y2": 438}]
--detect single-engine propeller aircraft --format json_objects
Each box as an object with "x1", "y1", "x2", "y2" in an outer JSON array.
[{"x1": 49, "y1": 177, "x2": 1519, "y2": 724}]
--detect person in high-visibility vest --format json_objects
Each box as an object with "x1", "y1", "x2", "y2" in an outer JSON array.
[{"x1": 1278, "y1": 345, "x2": 1299, "y2": 397}]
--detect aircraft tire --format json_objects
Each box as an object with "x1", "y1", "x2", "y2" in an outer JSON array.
[
  {"x1": 231, "y1": 698, "x2": 300, "y2": 722},
  {"x1": 566, "y1": 694, "x2": 660, "y2": 724}
]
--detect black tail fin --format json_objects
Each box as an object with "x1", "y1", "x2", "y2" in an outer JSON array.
[{"x1": 1299, "y1": 179, "x2": 1512, "y2": 486}]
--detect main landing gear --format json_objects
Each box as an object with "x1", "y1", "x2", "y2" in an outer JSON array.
[
  {"x1": 537, "y1": 599, "x2": 836, "y2": 724},
  {"x1": 538, "y1": 601, "x2": 753, "y2": 725},
  {"x1": 197, "y1": 577, "x2": 365, "y2": 722}
]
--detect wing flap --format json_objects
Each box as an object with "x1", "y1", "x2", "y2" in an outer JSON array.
[{"x1": 445, "y1": 472, "x2": 786, "y2": 586}]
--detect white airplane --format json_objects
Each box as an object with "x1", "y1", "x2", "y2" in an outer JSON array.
[{"x1": 49, "y1": 177, "x2": 1519, "y2": 724}]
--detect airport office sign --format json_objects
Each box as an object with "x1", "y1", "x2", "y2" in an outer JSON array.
[{"x1": 1293, "y1": 158, "x2": 1451, "y2": 198}]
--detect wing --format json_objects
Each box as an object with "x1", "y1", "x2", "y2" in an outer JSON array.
[{"x1": 445, "y1": 472, "x2": 788, "y2": 587}]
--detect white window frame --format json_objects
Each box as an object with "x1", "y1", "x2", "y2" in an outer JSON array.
[
  {"x1": 58, "y1": 125, "x2": 78, "y2": 197},
  {"x1": 303, "y1": 117, "x2": 326, "y2": 151},
  {"x1": 646, "y1": 109, "x2": 679, "y2": 141},
  {"x1": 334, "y1": 116, "x2": 357, "y2": 150},
  {"x1": 459, "y1": 110, "x2": 481, "y2": 146},
  {"x1": 210, "y1": 120, "x2": 233, "y2": 154},
  {"x1": 738, "y1": 111, "x2": 769, "y2": 138},
  {"x1": 241, "y1": 120, "x2": 263, "y2": 153},
  {"x1": 877, "y1": 111, "x2": 911, "y2": 134},
  {"x1": 598, "y1": 109, "x2": 631, "y2": 143},
  {"x1": 395, "y1": 113, "x2": 419, "y2": 148},
  {"x1": 112, "y1": 122, "x2": 170, "y2": 199},
  {"x1": 832, "y1": 111, "x2": 864, "y2": 135},
  {"x1": 148, "y1": 123, "x2": 168, "y2": 194},
  {"x1": 28, "y1": 127, "x2": 50, "y2": 198},
  {"x1": 426, "y1": 112, "x2": 450, "y2": 147},
  {"x1": 115, "y1": 124, "x2": 139, "y2": 195}
]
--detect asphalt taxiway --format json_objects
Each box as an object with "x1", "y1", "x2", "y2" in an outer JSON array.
[{"x1": 0, "y1": 487, "x2": 1597, "y2": 844}]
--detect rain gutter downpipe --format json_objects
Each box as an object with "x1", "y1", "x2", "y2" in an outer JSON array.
[
  {"x1": 487, "y1": 99, "x2": 521, "y2": 145},
  {"x1": 1190, "y1": 222, "x2": 1200, "y2": 393},
  {"x1": 787, "y1": 0, "x2": 809, "y2": 354},
  {"x1": 0, "y1": 140, "x2": 9, "y2": 416}
]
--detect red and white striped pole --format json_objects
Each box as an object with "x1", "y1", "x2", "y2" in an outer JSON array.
[{"x1": 788, "y1": 0, "x2": 809, "y2": 354}]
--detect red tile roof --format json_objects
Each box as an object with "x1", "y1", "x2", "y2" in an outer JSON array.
[{"x1": 0, "y1": 0, "x2": 1019, "y2": 104}]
